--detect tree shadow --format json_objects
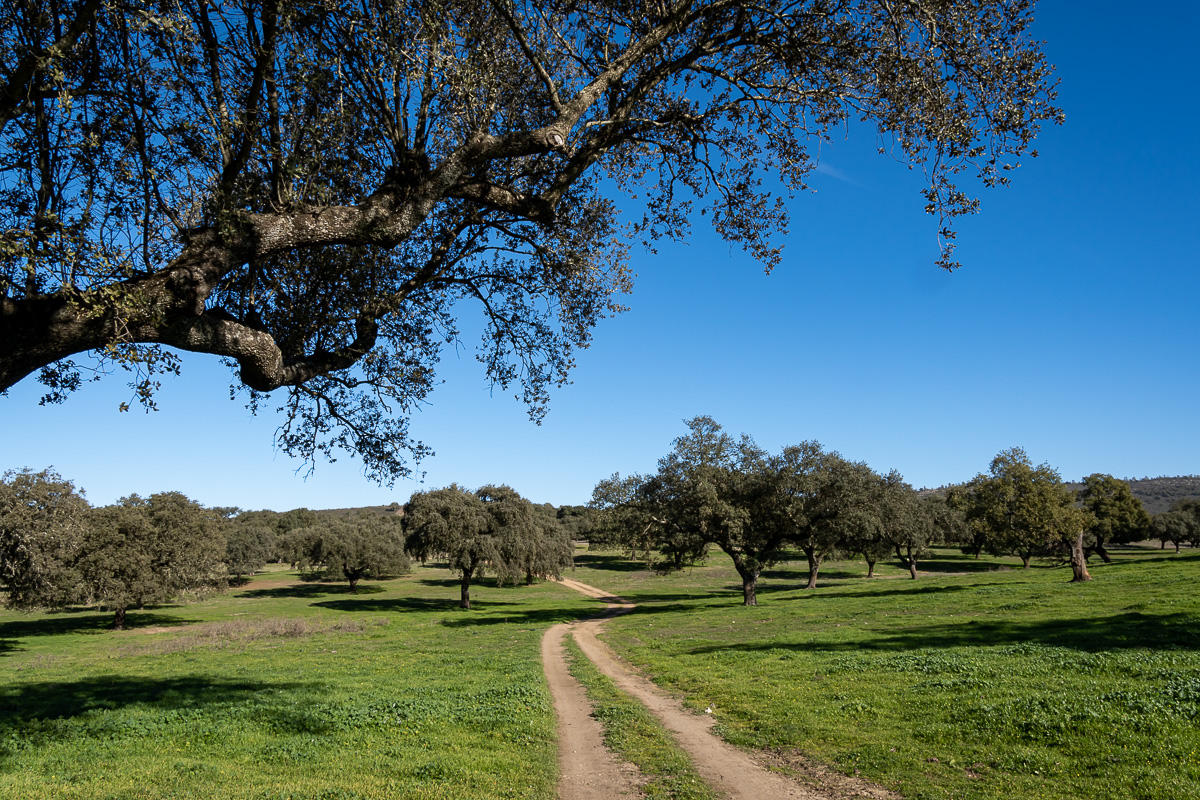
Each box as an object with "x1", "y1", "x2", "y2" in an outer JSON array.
[
  {"x1": 915, "y1": 557, "x2": 1016, "y2": 574},
  {"x1": 0, "y1": 611, "x2": 199, "y2": 642},
  {"x1": 236, "y1": 583, "x2": 385, "y2": 600},
  {"x1": 688, "y1": 611, "x2": 1200, "y2": 656},
  {"x1": 0, "y1": 674, "x2": 323, "y2": 743},
  {"x1": 797, "y1": 582, "x2": 1013, "y2": 601},
  {"x1": 438, "y1": 606, "x2": 606, "y2": 628},
  {"x1": 572, "y1": 553, "x2": 656, "y2": 573}
]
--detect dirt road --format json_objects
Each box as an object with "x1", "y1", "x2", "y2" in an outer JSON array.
[{"x1": 545, "y1": 578, "x2": 894, "y2": 799}]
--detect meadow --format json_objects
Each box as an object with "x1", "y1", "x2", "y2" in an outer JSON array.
[
  {"x1": 572, "y1": 548, "x2": 1200, "y2": 800},
  {"x1": 2, "y1": 548, "x2": 1198, "y2": 799},
  {"x1": 0, "y1": 567, "x2": 595, "y2": 800}
]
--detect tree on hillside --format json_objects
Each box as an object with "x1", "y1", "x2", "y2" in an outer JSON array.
[
  {"x1": 298, "y1": 514, "x2": 409, "y2": 591},
  {"x1": 1, "y1": 1, "x2": 1060, "y2": 482},
  {"x1": 0, "y1": 467, "x2": 88, "y2": 610},
  {"x1": 1077, "y1": 474, "x2": 1151, "y2": 562},
  {"x1": 80, "y1": 492, "x2": 228, "y2": 628}
]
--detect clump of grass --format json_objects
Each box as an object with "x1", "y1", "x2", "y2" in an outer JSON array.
[{"x1": 563, "y1": 633, "x2": 717, "y2": 800}]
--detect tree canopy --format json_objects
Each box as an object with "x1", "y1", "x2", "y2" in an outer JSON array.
[{"x1": 1, "y1": 0, "x2": 1060, "y2": 481}]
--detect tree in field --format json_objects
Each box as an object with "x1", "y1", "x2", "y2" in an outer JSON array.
[
  {"x1": 403, "y1": 484, "x2": 554, "y2": 608},
  {"x1": 962, "y1": 448, "x2": 1093, "y2": 581},
  {"x1": 946, "y1": 482, "x2": 990, "y2": 559},
  {"x1": 876, "y1": 472, "x2": 935, "y2": 580},
  {"x1": 223, "y1": 520, "x2": 277, "y2": 579},
  {"x1": 482, "y1": 486, "x2": 573, "y2": 586},
  {"x1": 1152, "y1": 510, "x2": 1195, "y2": 554},
  {"x1": 1077, "y1": 474, "x2": 1151, "y2": 562},
  {"x1": 1169, "y1": 500, "x2": 1200, "y2": 548},
  {"x1": 80, "y1": 492, "x2": 228, "y2": 628},
  {"x1": 0, "y1": 467, "x2": 88, "y2": 610},
  {"x1": 791, "y1": 453, "x2": 878, "y2": 590},
  {"x1": 298, "y1": 514, "x2": 409, "y2": 591},
  {"x1": 1, "y1": 1, "x2": 1060, "y2": 482}
]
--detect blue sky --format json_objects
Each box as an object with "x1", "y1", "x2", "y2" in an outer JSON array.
[{"x1": 4, "y1": 2, "x2": 1198, "y2": 511}]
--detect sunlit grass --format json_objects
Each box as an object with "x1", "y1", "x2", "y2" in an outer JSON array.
[
  {"x1": 573, "y1": 546, "x2": 1200, "y2": 800},
  {"x1": 0, "y1": 564, "x2": 596, "y2": 800}
]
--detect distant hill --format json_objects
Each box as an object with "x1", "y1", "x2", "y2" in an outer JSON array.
[
  {"x1": 1063, "y1": 476, "x2": 1200, "y2": 515},
  {"x1": 921, "y1": 475, "x2": 1200, "y2": 515},
  {"x1": 313, "y1": 504, "x2": 404, "y2": 519}
]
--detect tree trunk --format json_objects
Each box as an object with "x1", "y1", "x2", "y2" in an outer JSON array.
[
  {"x1": 1020, "y1": 554, "x2": 1031, "y2": 569},
  {"x1": 1069, "y1": 532, "x2": 1092, "y2": 582},
  {"x1": 1175, "y1": 542, "x2": 1181, "y2": 554},
  {"x1": 460, "y1": 569, "x2": 473, "y2": 609},
  {"x1": 908, "y1": 557, "x2": 918, "y2": 580},
  {"x1": 742, "y1": 572, "x2": 758, "y2": 606},
  {"x1": 349, "y1": 575, "x2": 359, "y2": 592},
  {"x1": 805, "y1": 548, "x2": 821, "y2": 590},
  {"x1": 1094, "y1": 541, "x2": 1112, "y2": 563},
  {"x1": 113, "y1": 606, "x2": 127, "y2": 630},
  {"x1": 866, "y1": 559, "x2": 876, "y2": 578}
]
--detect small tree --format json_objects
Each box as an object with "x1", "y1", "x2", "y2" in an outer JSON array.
[
  {"x1": 80, "y1": 492, "x2": 227, "y2": 629},
  {"x1": 877, "y1": 472, "x2": 935, "y2": 580},
  {"x1": 403, "y1": 485, "x2": 496, "y2": 609},
  {"x1": 1078, "y1": 474, "x2": 1151, "y2": 562},
  {"x1": 305, "y1": 514, "x2": 409, "y2": 591},
  {"x1": 0, "y1": 468, "x2": 88, "y2": 610},
  {"x1": 1152, "y1": 511, "x2": 1194, "y2": 554},
  {"x1": 223, "y1": 522, "x2": 276, "y2": 579}
]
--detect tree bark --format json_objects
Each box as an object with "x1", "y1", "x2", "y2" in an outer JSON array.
[
  {"x1": 804, "y1": 548, "x2": 821, "y2": 590},
  {"x1": 113, "y1": 606, "x2": 127, "y2": 630},
  {"x1": 908, "y1": 558, "x2": 918, "y2": 580},
  {"x1": 866, "y1": 559, "x2": 876, "y2": 578},
  {"x1": 1094, "y1": 541, "x2": 1113, "y2": 563},
  {"x1": 1068, "y1": 532, "x2": 1092, "y2": 582},
  {"x1": 460, "y1": 569, "x2": 472, "y2": 609},
  {"x1": 1020, "y1": 554, "x2": 1031, "y2": 569}
]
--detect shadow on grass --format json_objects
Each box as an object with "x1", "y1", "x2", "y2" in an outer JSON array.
[
  {"x1": 689, "y1": 611, "x2": 1200, "y2": 655},
  {"x1": 0, "y1": 611, "x2": 200, "y2": 643},
  {"x1": 438, "y1": 605, "x2": 607, "y2": 627},
  {"x1": 798, "y1": 581, "x2": 1015, "y2": 601},
  {"x1": 572, "y1": 552, "x2": 657, "y2": 573},
  {"x1": 236, "y1": 583, "x2": 385, "y2": 599},
  {"x1": 0, "y1": 675, "x2": 325, "y2": 741}
]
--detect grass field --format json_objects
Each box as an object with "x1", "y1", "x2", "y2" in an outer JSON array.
[
  {"x1": 572, "y1": 547, "x2": 1200, "y2": 800},
  {"x1": 3, "y1": 548, "x2": 1198, "y2": 800},
  {"x1": 0, "y1": 566, "x2": 595, "y2": 800}
]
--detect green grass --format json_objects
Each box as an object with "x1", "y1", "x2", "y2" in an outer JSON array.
[
  {"x1": 0, "y1": 565, "x2": 596, "y2": 800},
  {"x1": 562, "y1": 633, "x2": 717, "y2": 800},
  {"x1": 571, "y1": 546, "x2": 1200, "y2": 800}
]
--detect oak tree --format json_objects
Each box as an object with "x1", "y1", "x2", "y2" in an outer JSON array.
[
  {"x1": 0, "y1": 467, "x2": 88, "y2": 609},
  {"x1": 1077, "y1": 474, "x2": 1150, "y2": 563},
  {"x1": 297, "y1": 513, "x2": 409, "y2": 590},
  {"x1": 1, "y1": 0, "x2": 1060, "y2": 480},
  {"x1": 80, "y1": 491, "x2": 228, "y2": 628}
]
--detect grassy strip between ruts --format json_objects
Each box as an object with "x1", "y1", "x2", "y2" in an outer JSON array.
[
  {"x1": 562, "y1": 632, "x2": 718, "y2": 800},
  {"x1": 572, "y1": 547, "x2": 1200, "y2": 800}
]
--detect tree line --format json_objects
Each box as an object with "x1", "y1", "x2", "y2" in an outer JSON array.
[
  {"x1": 587, "y1": 417, "x2": 1200, "y2": 605},
  {"x1": 0, "y1": 470, "x2": 573, "y2": 626}
]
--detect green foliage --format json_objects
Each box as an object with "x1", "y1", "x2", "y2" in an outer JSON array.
[
  {"x1": 2, "y1": 0, "x2": 1061, "y2": 482},
  {"x1": 81, "y1": 492, "x2": 228, "y2": 628},
  {"x1": 1078, "y1": 474, "x2": 1151, "y2": 559},
  {"x1": 404, "y1": 484, "x2": 566, "y2": 608},
  {"x1": 298, "y1": 514, "x2": 410, "y2": 590},
  {"x1": 0, "y1": 467, "x2": 89, "y2": 609},
  {"x1": 223, "y1": 522, "x2": 276, "y2": 578}
]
